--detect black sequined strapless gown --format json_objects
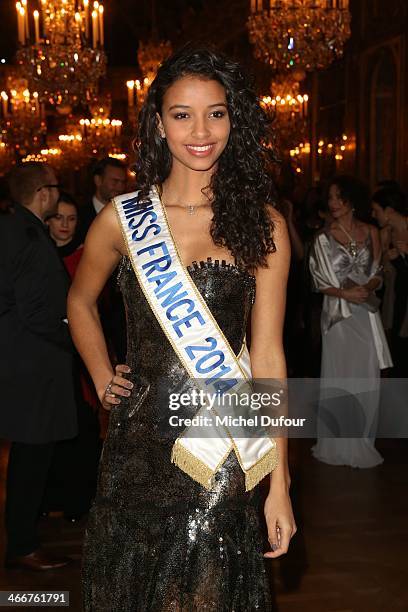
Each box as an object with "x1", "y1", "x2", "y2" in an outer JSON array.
[{"x1": 82, "y1": 258, "x2": 273, "y2": 611}]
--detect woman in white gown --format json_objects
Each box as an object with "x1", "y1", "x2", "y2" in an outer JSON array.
[{"x1": 309, "y1": 176, "x2": 393, "y2": 468}]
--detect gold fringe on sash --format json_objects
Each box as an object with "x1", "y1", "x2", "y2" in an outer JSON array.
[
  {"x1": 171, "y1": 441, "x2": 215, "y2": 490},
  {"x1": 244, "y1": 446, "x2": 279, "y2": 492},
  {"x1": 172, "y1": 439, "x2": 279, "y2": 492}
]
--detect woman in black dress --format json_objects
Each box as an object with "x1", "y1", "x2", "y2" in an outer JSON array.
[{"x1": 68, "y1": 47, "x2": 296, "y2": 611}]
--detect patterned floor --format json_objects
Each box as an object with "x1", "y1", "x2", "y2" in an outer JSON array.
[{"x1": 0, "y1": 438, "x2": 407, "y2": 612}]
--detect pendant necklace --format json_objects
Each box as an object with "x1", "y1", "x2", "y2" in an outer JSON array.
[
  {"x1": 183, "y1": 202, "x2": 212, "y2": 215},
  {"x1": 165, "y1": 203, "x2": 210, "y2": 215},
  {"x1": 338, "y1": 221, "x2": 358, "y2": 257},
  {"x1": 160, "y1": 188, "x2": 211, "y2": 215}
]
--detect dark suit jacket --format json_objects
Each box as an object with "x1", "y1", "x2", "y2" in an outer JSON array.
[
  {"x1": 77, "y1": 199, "x2": 97, "y2": 244},
  {"x1": 78, "y1": 198, "x2": 127, "y2": 362},
  {"x1": 0, "y1": 205, "x2": 77, "y2": 443}
]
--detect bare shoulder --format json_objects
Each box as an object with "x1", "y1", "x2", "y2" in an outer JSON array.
[
  {"x1": 355, "y1": 219, "x2": 376, "y2": 235},
  {"x1": 266, "y1": 203, "x2": 285, "y2": 227},
  {"x1": 266, "y1": 204, "x2": 288, "y2": 243},
  {"x1": 367, "y1": 223, "x2": 381, "y2": 250},
  {"x1": 92, "y1": 200, "x2": 119, "y2": 230},
  {"x1": 85, "y1": 200, "x2": 126, "y2": 255},
  {"x1": 368, "y1": 222, "x2": 379, "y2": 238},
  {"x1": 254, "y1": 205, "x2": 290, "y2": 281}
]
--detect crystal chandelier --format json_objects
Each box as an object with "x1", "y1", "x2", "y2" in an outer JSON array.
[
  {"x1": 261, "y1": 75, "x2": 309, "y2": 151},
  {"x1": 0, "y1": 75, "x2": 45, "y2": 155},
  {"x1": 268, "y1": 74, "x2": 309, "y2": 117},
  {"x1": 247, "y1": 0, "x2": 351, "y2": 72},
  {"x1": 15, "y1": 0, "x2": 107, "y2": 113},
  {"x1": 122, "y1": 0, "x2": 172, "y2": 128},
  {"x1": 137, "y1": 39, "x2": 172, "y2": 82},
  {"x1": 56, "y1": 109, "x2": 123, "y2": 169},
  {"x1": 126, "y1": 35, "x2": 172, "y2": 123},
  {"x1": 137, "y1": 0, "x2": 172, "y2": 81}
]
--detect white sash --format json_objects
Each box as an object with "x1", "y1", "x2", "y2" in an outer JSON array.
[{"x1": 113, "y1": 187, "x2": 278, "y2": 491}]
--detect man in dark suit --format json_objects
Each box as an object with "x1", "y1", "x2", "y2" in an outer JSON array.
[
  {"x1": 0, "y1": 162, "x2": 77, "y2": 571},
  {"x1": 77, "y1": 156, "x2": 127, "y2": 241},
  {"x1": 78, "y1": 157, "x2": 128, "y2": 363}
]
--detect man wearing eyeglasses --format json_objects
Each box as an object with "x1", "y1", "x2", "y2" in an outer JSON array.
[{"x1": 0, "y1": 162, "x2": 77, "y2": 571}]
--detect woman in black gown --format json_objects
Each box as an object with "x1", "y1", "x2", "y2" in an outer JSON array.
[{"x1": 68, "y1": 48, "x2": 296, "y2": 611}]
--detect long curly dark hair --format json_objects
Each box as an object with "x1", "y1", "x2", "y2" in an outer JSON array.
[{"x1": 134, "y1": 46, "x2": 277, "y2": 269}]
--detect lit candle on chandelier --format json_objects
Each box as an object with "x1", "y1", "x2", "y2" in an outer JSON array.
[
  {"x1": 303, "y1": 94, "x2": 309, "y2": 117},
  {"x1": 16, "y1": 4, "x2": 24, "y2": 45},
  {"x1": 33, "y1": 10, "x2": 40, "y2": 44},
  {"x1": 21, "y1": 0, "x2": 29, "y2": 41},
  {"x1": 33, "y1": 91, "x2": 39, "y2": 116},
  {"x1": 98, "y1": 5, "x2": 104, "y2": 47},
  {"x1": 127, "y1": 81, "x2": 135, "y2": 108},
  {"x1": 91, "y1": 9, "x2": 98, "y2": 47},
  {"x1": 1, "y1": 92, "x2": 8, "y2": 117},
  {"x1": 75, "y1": 12, "x2": 82, "y2": 31},
  {"x1": 83, "y1": 0, "x2": 90, "y2": 38}
]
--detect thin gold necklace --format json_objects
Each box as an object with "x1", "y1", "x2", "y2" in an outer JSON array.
[
  {"x1": 158, "y1": 184, "x2": 211, "y2": 215},
  {"x1": 337, "y1": 220, "x2": 359, "y2": 257},
  {"x1": 164, "y1": 201, "x2": 211, "y2": 215}
]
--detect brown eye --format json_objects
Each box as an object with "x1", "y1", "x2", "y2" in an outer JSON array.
[{"x1": 210, "y1": 110, "x2": 226, "y2": 118}]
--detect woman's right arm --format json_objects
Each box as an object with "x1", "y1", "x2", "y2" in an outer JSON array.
[
  {"x1": 309, "y1": 233, "x2": 369, "y2": 304},
  {"x1": 320, "y1": 285, "x2": 369, "y2": 303},
  {"x1": 67, "y1": 202, "x2": 132, "y2": 408}
]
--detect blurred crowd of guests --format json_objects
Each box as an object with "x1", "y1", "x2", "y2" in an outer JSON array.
[
  {"x1": 278, "y1": 174, "x2": 407, "y2": 379},
  {"x1": 278, "y1": 172, "x2": 407, "y2": 469},
  {"x1": 0, "y1": 157, "x2": 406, "y2": 568}
]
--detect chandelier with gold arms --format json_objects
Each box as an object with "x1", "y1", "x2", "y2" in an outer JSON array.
[
  {"x1": 128, "y1": 0, "x2": 172, "y2": 114},
  {"x1": 54, "y1": 95, "x2": 124, "y2": 169},
  {"x1": 248, "y1": 0, "x2": 351, "y2": 72},
  {"x1": 15, "y1": 0, "x2": 107, "y2": 113},
  {"x1": 137, "y1": 0, "x2": 172, "y2": 82},
  {"x1": 0, "y1": 75, "x2": 46, "y2": 155},
  {"x1": 137, "y1": 38, "x2": 172, "y2": 83},
  {"x1": 260, "y1": 74, "x2": 309, "y2": 152},
  {"x1": 126, "y1": 0, "x2": 172, "y2": 125},
  {"x1": 127, "y1": 38, "x2": 172, "y2": 112}
]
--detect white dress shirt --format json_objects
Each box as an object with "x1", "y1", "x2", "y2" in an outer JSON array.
[{"x1": 92, "y1": 195, "x2": 105, "y2": 215}]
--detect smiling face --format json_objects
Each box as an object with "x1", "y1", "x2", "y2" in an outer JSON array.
[
  {"x1": 158, "y1": 75, "x2": 231, "y2": 174},
  {"x1": 47, "y1": 200, "x2": 78, "y2": 246},
  {"x1": 328, "y1": 183, "x2": 352, "y2": 219}
]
